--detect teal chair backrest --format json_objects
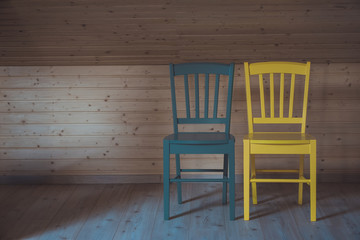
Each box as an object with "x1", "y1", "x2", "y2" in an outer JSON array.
[{"x1": 169, "y1": 62, "x2": 235, "y2": 135}]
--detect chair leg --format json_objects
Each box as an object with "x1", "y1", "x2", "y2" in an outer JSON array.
[
  {"x1": 310, "y1": 140, "x2": 317, "y2": 221},
  {"x1": 243, "y1": 139, "x2": 250, "y2": 221},
  {"x1": 298, "y1": 154, "x2": 304, "y2": 205},
  {"x1": 251, "y1": 154, "x2": 257, "y2": 204},
  {"x1": 163, "y1": 141, "x2": 170, "y2": 220},
  {"x1": 228, "y1": 144, "x2": 235, "y2": 221},
  {"x1": 175, "y1": 154, "x2": 182, "y2": 204},
  {"x1": 222, "y1": 154, "x2": 228, "y2": 205}
]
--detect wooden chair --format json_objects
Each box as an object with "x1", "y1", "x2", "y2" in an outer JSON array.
[
  {"x1": 243, "y1": 61, "x2": 317, "y2": 221},
  {"x1": 163, "y1": 62, "x2": 236, "y2": 220}
]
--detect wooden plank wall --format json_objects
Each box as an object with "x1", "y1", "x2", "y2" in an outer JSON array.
[
  {"x1": 0, "y1": 64, "x2": 359, "y2": 181},
  {"x1": 0, "y1": 0, "x2": 359, "y2": 65},
  {"x1": 0, "y1": 0, "x2": 359, "y2": 182}
]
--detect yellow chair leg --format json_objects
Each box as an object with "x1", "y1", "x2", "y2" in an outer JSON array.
[
  {"x1": 243, "y1": 140, "x2": 250, "y2": 221},
  {"x1": 298, "y1": 155, "x2": 304, "y2": 205},
  {"x1": 251, "y1": 155, "x2": 257, "y2": 204},
  {"x1": 310, "y1": 140, "x2": 317, "y2": 221}
]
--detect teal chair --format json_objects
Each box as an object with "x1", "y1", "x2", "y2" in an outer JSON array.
[{"x1": 163, "y1": 62, "x2": 236, "y2": 220}]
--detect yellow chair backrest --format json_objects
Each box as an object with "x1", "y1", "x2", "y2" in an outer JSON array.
[{"x1": 244, "y1": 61, "x2": 311, "y2": 134}]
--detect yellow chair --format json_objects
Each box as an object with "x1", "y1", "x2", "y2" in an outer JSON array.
[{"x1": 243, "y1": 61, "x2": 316, "y2": 221}]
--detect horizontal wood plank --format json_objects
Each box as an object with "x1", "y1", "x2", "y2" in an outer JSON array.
[
  {"x1": 0, "y1": 62, "x2": 359, "y2": 178},
  {"x1": 0, "y1": 1, "x2": 359, "y2": 65}
]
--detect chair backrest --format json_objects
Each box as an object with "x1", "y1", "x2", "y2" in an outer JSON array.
[
  {"x1": 169, "y1": 62, "x2": 235, "y2": 135},
  {"x1": 244, "y1": 61, "x2": 311, "y2": 134}
]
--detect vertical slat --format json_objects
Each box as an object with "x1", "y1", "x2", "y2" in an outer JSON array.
[
  {"x1": 251, "y1": 155, "x2": 257, "y2": 204},
  {"x1": 244, "y1": 62, "x2": 254, "y2": 134},
  {"x1": 213, "y1": 74, "x2": 220, "y2": 118},
  {"x1": 298, "y1": 154, "x2": 304, "y2": 205},
  {"x1": 288, "y1": 73, "x2": 296, "y2": 118},
  {"x1": 184, "y1": 74, "x2": 190, "y2": 118},
  {"x1": 270, "y1": 73, "x2": 274, "y2": 118},
  {"x1": 310, "y1": 139, "x2": 317, "y2": 221},
  {"x1": 279, "y1": 73, "x2": 285, "y2": 118},
  {"x1": 228, "y1": 139, "x2": 235, "y2": 220},
  {"x1": 175, "y1": 154, "x2": 182, "y2": 204},
  {"x1": 243, "y1": 139, "x2": 250, "y2": 220},
  {"x1": 169, "y1": 64, "x2": 178, "y2": 134},
  {"x1": 222, "y1": 154, "x2": 228, "y2": 204},
  {"x1": 258, "y1": 74, "x2": 265, "y2": 118},
  {"x1": 163, "y1": 140, "x2": 170, "y2": 220},
  {"x1": 204, "y1": 73, "x2": 209, "y2": 118},
  {"x1": 225, "y1": 63, "x2": 235, "y2": 135},
  {"x1": 195, "y1": 74, "x2": 200, "y2": 119},
  {"x1": 301, "y1": 62, "x2": 311, "y2": 133}
]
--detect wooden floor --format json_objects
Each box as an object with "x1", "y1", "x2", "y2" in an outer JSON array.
[{"x1": 0, "y1": 183, "x2": 359, "y2": 240}]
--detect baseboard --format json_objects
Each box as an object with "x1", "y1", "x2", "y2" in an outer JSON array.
[
  {"x1": 0, "y1": 174, "x2": 162, "y2": 184},
  {"x1": 1, "y1": 171, "x2": 359, "y2": 184}
]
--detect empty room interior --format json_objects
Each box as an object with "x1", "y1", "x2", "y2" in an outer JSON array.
[{"x1": 0, "y1": 0, "x2": 359, "y2": 239}]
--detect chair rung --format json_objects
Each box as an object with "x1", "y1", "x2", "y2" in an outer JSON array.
[
  {"x1": 300, "y1": 176, "x2": 311, "y2": 186},
  {"x1": 170, "y1": 177, "x2": 228, "y2": 183},
  {"x1": 256, "y1": 169, "x2": 299, "y2": 173},
  {"x1": 181, "y1": 169, "x2": 224, "y2": 172},
  {"x1": 250, "y1": 178, "x2": 310, "y2": 183}
]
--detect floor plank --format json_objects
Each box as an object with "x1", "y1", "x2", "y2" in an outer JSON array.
[
  {"x1": 0, "y1": 185, "x2": 40, "y2": 239},
  {"x1": 112, "y1": 184, "x2": 161, "y2": 240},
  {"x1": 150, "y1": 183, "x2": 192, "y2": 240},
  {"x1": 0, "y1": 183, "x2": 359, "y2": 240},
  {"x1": 0, "y1": 185, "x2": 19, "y2": 203},
  {"x1": 37, "y1": 185, "x2": 105, "y2": 240},
  {"x1": 188, "y1": 183, "x2": 227, "y2": 240},
  {"x1": 1, "y1": 185, "x2": 76, "y2": 240},
  {"x1": 340, "y1": 184, "x2": 360, "y2": 236},
  {"x1": 74, "y1": 184, "x2": 131, "y2": 240}
]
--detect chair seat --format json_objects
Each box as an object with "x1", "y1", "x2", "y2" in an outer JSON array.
[
  {"x1": 164, "y1": 132, "x2": 234, "y2": 145},
  {"x1": 245, "y1": 132, "x2": 315, "y2": 144}
]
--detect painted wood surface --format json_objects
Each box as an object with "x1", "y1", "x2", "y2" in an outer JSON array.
[
  {"x1": 0, "y1": 0, "x2": 359, "y2": 65},
  {"x1": 0, "y1": 183, "x2": 359, "y2": 239},
  {"x1": 0, "y1": 63, "x2": 359, "y2": 179}
]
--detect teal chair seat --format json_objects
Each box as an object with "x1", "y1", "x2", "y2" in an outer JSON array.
[
  {"x1": 163, "y1": 62, "x2": 236, "y2": 220},
  {"x1": 164, "y1": 132, "x2": 234, "y2": 145}
]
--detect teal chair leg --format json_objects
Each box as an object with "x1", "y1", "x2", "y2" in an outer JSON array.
[
  {"x1": 175, "y1": 154, "x2": 182, "y2": 204},
  {"x1": 229, "y1": 142, "x2": 235, "y2": 220},
  {"x1": 163, "y1": 141, "x2": 170, "y2": 220},
  {"x1": 222, "y1": 154, "x2": 228, "y2": 204}
]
